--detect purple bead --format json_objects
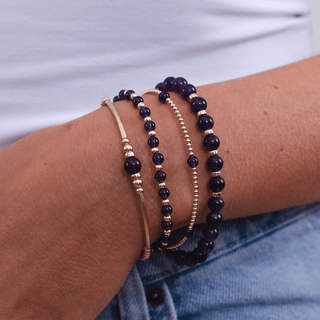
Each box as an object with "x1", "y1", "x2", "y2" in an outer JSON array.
[
  {"x1": 193, "y1": 248, "x2": 207, "y2": 264},
  {"x1": 132, "y1": 96, "x2": 143, "y2": 107},
  {"x1": 159, "y1": 188, "x2": 170, "y2": 200},
  {"x1": 208, "y1": 197, "x2": 224, "y2": 212},
  {"x1": 148, "y1": 136, "x2": 159, "y2": 148},
  {"x1": 172, "y1": 77, "x2": 187, "y2": 93},
  {"x1": 185, "y1": 251, "x2": 197, "y2": 267},
  {"x1": 139, "y1": 107, "x2": 151, "y2": 118},
  {"x1": 165, "y1": 248, "x2": 177, "y2": 259},
  {"x1": 198, "y1": 238, "x2": 214, "y2": 254},
  {"x1": 181, "y1": 84, "x2": 196, "y2": 100},
  {"x1": 190, "y1": 97, "x2": 207, "y2": 113},
  {"x1": 155, "y1": 170, "x2": 166, "y2": 183},
  {"x1": 152, "y1": 152, "x2": 164, "y2": 165},
  {"x1": 183, "y1": 228, "x2": 193, "y2": 238},
  {"x1": 206, "y1": 212, "x2": 223, "y2": 228},
  {"x1": 163, "y1": 77, "x2": 175, "y2": 91},
  {"x1": 160, "y1": 232, "x2": 171, "y2": 244},
  {"x1": 161, "y1": 205, "x2": 172, "y2": 216},
  {"x1": 144, "y1": 121, "x2": 156, "y2": 132},
  {"x1": 151, "y1": 240, "x2": 163, "y2": 252},
  {"x1": 208, "y1": 176, "x2": 225, "y2": 193},
  {"x1": 203, "y1": 227, "x2": 219, "y2": 241},
  {"x1": 161, "y1": 220, "x2": 173, "y2": 230},
  {"x1": 187, "y1": 155, "x2": 199, "y2": 168},
  {"x1": 124, "y1": 157, "x2": 141, "y2": 175},
  {"x1": 159, "y1": 91, "x2": 170, "y2": 103},
  {"x1": 113, "y1": 96, "x2": 119, "y2": 102},
  {"x1": 203, "y1": 134, "x2": 220, "y2": 151},
  {"x1": 118, "y1": 89, "x2": 126, "y2": 100},
  {"x1": 155, "y1": 82, "x2": 166, "y2": 91},
  {"x1": 197, "y1": 114, "x2": 214, "y2": 131},
  {"x1": 174, "y1": 250, "x2": 187, "y2": 265},
  {"x1": 125, "y1": 90, "x2": 135, "y2": 100},
  {"x1": 207, "y1": 155, "x2": 223, "y2": 172}
]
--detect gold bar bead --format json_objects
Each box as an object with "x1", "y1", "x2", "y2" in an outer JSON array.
[
  {"x1": 205, "y1": 129, "x2": 214, "y2": 135},
  {"x1": 149, "y1": 131, "x2": 156, "y2": 136},
  {"x1": 197, "y1": 110, "x2": 207, "y2": 116},
  {"x1": 209, "y1": 150, "x2": 218, "y2": 156},
  {"x1": 155, "y1": 165, "x2": 162, "y2": 170},
  {"x1": 151, "y1": 148, "x2": 159, "y2": 153}
]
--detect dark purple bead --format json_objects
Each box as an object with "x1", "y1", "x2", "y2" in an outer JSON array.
[
  {"x1": 161, "y1": 205, "x2": 172, "y2": 216},
  {"x1": 208, "y1": 197, "x2": 224, "y2": 213},
  {"x1": 181, "y1": 84, "x2": 196, "y2": 100},
  {"x1": 155, "y1": 170, "x2": 166, "y2": 183},
  {"x1": 125, "y1": 90, "x2": 135, "y2": 100},
  {"x1": 198, "y1": 238, "x2": 214, "y2": 254},
  {"x1": 124, "y1": 157, "x2": 141, "y2": 175},
  {"x1": 206, "y1": 212, "x2": 223, "y2": 228},
  {"x1": 118, "y1": 89, "x2": 126, "y2": 100},
  {"x1": 197, "y1": 114, "x2": 214, "y2": 131},
  {"x1": 163, "y1": 77, "x2": 175, "y2": 91},
  {"x1": 144, "y1": 121, "x2": 156, "y2": 132},
  {"x1": 155, "y1": 82, "x2": 166, "y2": 91},
  {"x1": 187, "y1": 155, "x2": 199, "y2": 168},
  {"x1": 139, "y1": 107, "x2": 151, "y2": 118},
  {"x1": 172, "y1": 77, "x2": 187, "y2": 93},
  {"x1": 113, "y1": 96, "x2": 119, "y2": 102},
  {"x1": 203, "y1": 134, "x2": 220, "y2": 151},
  {"x1": 159, "y1": 91, "x2": 170, "y2": 103},
  {"x1": 148, "y1": 136, "x2": 159, "y2": 148},
  {"x1": 208, "y1": 176, "x2": 225, "y2": 193},
  {"x1": 152, "y1": 152, "x2": 164, "y2": 165},
  {"x1": 207, "y1": 155, "x2": 223, "y2": 172},
  {"x1": 165, "y1": 248, "x2": 177, "y2": 259},
  {"x1": 190, "y1": 97, "x2": 207, "y2": 113},
  {"x1": 174, "y1": 250, "x2": 187, "y2": 266},
  {"x1": 161, "y1": 220, "x2": 173, "y2": 230},
  {"x1": 183, "y1": 228, "x2": 193, "y2": 238},
  {"x1": 159, "y1": 188, "x2": 170, "y2": 200},
  {"x1": 151, "y1": 240, "x2": 163, "y2": 252},
  {"x1": 185, "y1": 251, "x2": 197, "y2": 267},
  {"x1": 203, "y1": 227, "x2": 219, "y2": 241},
  {"x1": 193, "y1": 249, "x2": 207, "y2": 264},
  {"x1": 160, "y1": 232, "x2": 171, "y2": 244},
  {"x1": 132, "y1": 95, "x2": 144, "y2": 107}
]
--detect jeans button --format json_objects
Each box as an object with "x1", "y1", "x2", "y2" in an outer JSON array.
[{"x1": 146, "y1": 287, "x2": 165, "y2": 306}]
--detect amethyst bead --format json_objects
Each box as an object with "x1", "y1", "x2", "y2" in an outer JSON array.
[
  {"x1": 172, "y1": 77, "x2": 187, "y2": 93},
  {"x1": 194, "y1": 249, "x2": 208, "y2": 264},
  {"x1": 190, "y1": 97, "x2": 207, "y2": 113},
  {"x1": 113, "y1": 96, "x2": 119, "y2": 102},
  {"x1": 155, "y1": 82, "x2": 166, "y2": 91},
  {"x1": 124, "y1": 157, "x2": 141, "y2": 175},
  {"x1": 187, "y1": 155, "x2": 199, "y2": 168},
  {"x1": 185, "y1": 251, "x2": 197, "y2": 267},
  {"x1": 148, "y1": 136, "x2": 159, "y2": 148},
  {"x1": 203, "y1": 227, "x2": 219, "y2": 241},
  {"x1": 208, "y1": 197, "x2": 224, "y2": 212},
  {"x1": 160, "y1": 232, "x2": 171, "y2": 244},
  {"x1": 203, "y1": 134, "x2": 220, "y2": 151},
  {"x1": 125, "y1": 90, "x2": 135, "y2": 100},
  {"x1": 174, "y1": 250, "x2": 187, "y2": 265},
  {"x1": 197, "y1": 114, "x2": 214, "y2": 131},
  {"x1": 208, "y1": 176, "x2": 225, "y2": 193},
  {"x1": 139, "y1": 107, "x2": 151, "y2": 118},
  {"x1": 132, "y1": 95, "x2": 144, "y2": 107},
  {"x1": 181, "y1": 84, "x2": 196, "y2": 100},
  {"x1": 155, "y1": 170, "x2": 166, "y2": 182},
  {"x1": 159, "y1": 91, "x2": 170, "y2": 103},
  {"x1": 207, "y1": 155, "x2": 223, "y2": 172},
  {"x1": 118, "y1": 89, "x2": 126, "y2": 100},
  {"x1": 198, "y1": 238, "x2": 214, "y2": 254},
  {"x1": 161, "y1": 220, "x2": 173, "y2": 230},
  {"x1": 152, "y1": 152, "x2": 164, "y2": 165},
  {"x1": 163, "y1": 77, "x2": 175, "y2": 91},
  {"x1": 161, "y1": 205, "x2": 172, "y2": 216},
  {"x1": 183, "y1": 228, "x2": 193, "y2": 238},
  {"x1": 206, "y1": 212, "x2": 223, "y2": 228},
  {"x1": 159, "y1": 188, "x2": 170, "y2": 200},
  {"x1": 144, "y1": 121, "x2": 156, "y2": 132}
]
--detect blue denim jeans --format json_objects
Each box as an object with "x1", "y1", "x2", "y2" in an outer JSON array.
[{"x1": 96, "y1": 202, "x2": 320, "y2": 319}]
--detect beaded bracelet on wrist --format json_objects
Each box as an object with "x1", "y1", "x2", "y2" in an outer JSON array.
[
  {"x1": 153, "y1": 77, "x2": 225, "y2": 267},
  {"x1": 100, "y1": 97, "x2": 151, "y2": 260},
  {"x1": 140, "y1": 89, "x2": 200, "y2": 250},
  {"x1": 113, "y1": 90, "x2": 174, "y2": 250}
]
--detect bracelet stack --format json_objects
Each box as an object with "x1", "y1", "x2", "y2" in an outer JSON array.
[{"x1": 109, "y1": 77, "x2": 225, "y2": 267}]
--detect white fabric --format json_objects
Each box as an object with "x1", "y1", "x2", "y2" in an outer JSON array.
[{"x1": 0, "y1": 0, "x2": 312, "y2": 149}]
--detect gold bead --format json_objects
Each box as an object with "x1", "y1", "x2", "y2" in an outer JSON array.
[
  {"x1": 193, "y1": 176, "x2": 198, "y2": 181},
  {"x1": 137, "y1": 102, "x2": 145, "y2": 108},
  {"x1": 189, "y1": 151, "x2": 194, "y2": 155},
  {"x1": 197, "y1": 110, "x2": 207, "y2": 116},
  {"x1": 185, "y1": 134, "x2": 189, "y2": 138},
  {"x1": 188, "y1": 147, "x2": 193, "y2": 152},
  {"x1": 131, "y1": 93, "x2": 138, "y2": 99},
  {"x1": 186, "y1": 138, "x2": 191, "y2": 143},
  {"x1": 131, "y1": 173, "x2": 140, "y2": 180},
  {"x1": 155, "y1": 165, "x2": 162, "y2": 170},
  {"x1": 124, "y1": 90, "x2": 128, "y2": 95},
  {"x1": 162, "y1": 199, "x2": 169, "y2": 205},
  {"x1": 209, "y1": 150, "x2": 218, "y2": 156},
  {"x1": 192, "y1": 171, "x2": 197, "y2": 175},
  {"x1": 194, "y1": 188, "x2": 199, "y2": 193},
  {"x1": 164, "y1": 230, "x2": 171, "y2": 235},
  {"x1": 159, "y1": 182, "x2": 166, "y2": 188},
  {"x1": 205, "y1": 129, "x2": 214, "y2": 135},
  {"x1": 123, "y1": 144, "x2": 133, "y2": 152},
  {"x1": 188, "y1": 93, "x2": 198, "y2": 101},
  {"x1": 125, "y1": 151, "x2": 135, "y2": 158},
  {"x1": 151, "y1": 147, "x2": 158, "y2": 153},
  {"x1": 136, "y1": 188, "x2": 143, "y2": 194},
  {"x1": 212, "y1": 192, "x2": 222, "y2": 197},
  {"x1": 212, "y1": 171, "x2": 221, "y2": 177},
  {"x1": 166, "y1": 98, "x2": 170, "y2": 102},
  {"x1": 164, "y1": 215, "x2": 171, "y2": 221},
  {"x1": 144, "y1": 116, "x2": 152, "y2": 122},
  {"x1": 172, "y1": 106, "x2": 178, "y2": 110},
  {"x1": 181, "y1": 126, "x2": 187, "y2": 130},
  {"x1": 183, "y1": 130, "x2": 188, "y2": 134},
  {"x1": 187, "y1": 143, "x2": 192, "y2": 147},
  {"x1": 122, "y1": 138, "x2": 130, "y2": 144},
  {"x1": 180, "y1": 121, "x2": 186, "y2": 126},
  {"x1": 161, "y1": 242, "x2": 168, "y2": 246},
  {"x1": 149, "y1": 131, "x2": 156, "y2": 136},
  {"x1": 133, "y1": 179, "x2": 142, "y2": 187},
  {"x1": 174, "y1": 110, "x2": 180, "y2": 114}
]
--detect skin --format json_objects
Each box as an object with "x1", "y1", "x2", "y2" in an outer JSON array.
[{"x1": 0, "y1": 55, "x2": 319, "y2": 319}]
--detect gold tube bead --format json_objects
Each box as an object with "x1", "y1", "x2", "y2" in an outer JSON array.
[
  {"x1": 151, "y1": 147, "x2": 159, "y2": 153},
  {"x1": 144, "y1": 116, "x2": 152, "y2": 122},
  {"x1": 188, "y1": 93, "x2": 198, "y2": 101},
  {"x1": 205, "y1": 129, "x2": 214, "y2": 135},
  {"x1": 136, "y1": 188, "x2": 143, "y2": 194},
  {"x1": 164, "y1": 215, "x2": 171, "y2": 221},
  {"x1": 149, "y1": 131, "x2": 156, "y2": 136},
  {"x1": 212, "y1": 171, "x2": 221, "y2": 177},
  {"x1": 159, "y1": 182, "x2": 166, "y2": 188},
  {"x1": 125, "y1": 151, "x2": 135, "y2": 158},
  {"x1": 131, "y1": 93, "x2": 138, "y2": 99},
  {"x1": 155, "y1": 165, "x2": 162, "y2": 170},
  {"x1": 209, "y1": 150, "x2": 218, "y2": 156},
  {"x1": 212, "y1": 192, "x2": 222, "y2": 197},
  {"x1": 197, "y1": 110, "x2": 207, "y2": 116},
  {"x1": 162, "y1": 199, "x2": 170, "y2": 205},
  {"x1": 164, "y1": 230, "x2": 171, "y2": 235},
  {"x1": 131, "y1": 173, "x2": 140, "y2": 180}
]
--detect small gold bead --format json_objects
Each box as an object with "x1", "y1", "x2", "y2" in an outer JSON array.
[
  {"x1": 123, "y1": 144, "x2": 133, "y2": 152},
  {"x1": 186, "y1": 138, "x2": 191, "y2": 143},
  {"x1": 131, "y1": 173, "x2": 140, "y2": 180},
  {"x1": 122, "y1": 138, "x2": 130, "y2": 144},
  {"x1": 151, "y1": 147, "x2": 159, "y2": 153},
  {"x1": 212, "y1": 192, "x2": 222, "y2": 197},
  {"x1": 188, "y1": 93, "x2": 198, "y2": 101},
  {"x1": 191, "y1": 218, "x2": 196, "y2": 222},
  {"x1": 197, "y1": 110, "x2": 207, "y2": 116},
  {"x1": 164, "y1": 230, "x2": 171, "y2": 235},
  {"x1": 166, "y1": 98, "x2": 170, "y2": 102},
  {"x1": 137, "y1": 102, "x2": 145, "y2": 109},
  {"x1": 144, "y1": 116, "x2": 152, "y2": 122},
  {"x1": 181, "y1": 126, "x2": 187, "y2": 130},
  {"x1": 133, "y1": 179, "x2": 142, "y2": 187},
  {"x1": 131, "y1": 93, "x2": 138, "y2": 99},
  {"x1": 159, "y1": 182, "x2": 166, "y2": 188},
  {"x1": 188, "y1": 147, "x2": 193, "y2": 152},
  {"x1": 193, "y1": 198, "x2": 199, "y2": 203},
  {"x1": 161, "y1": 242, "x2": 168, "y2": 246},
  {"x1": 164, "y1": 215, "x2": 171, "y2": 221},
  {"x1": 212, "y1": 171, "x2": 221, "y2": 177},
  {"x1": 194, "y1": 188, "x2": 199, "y2": 193},
  {"x1": 136, "y1": 188, "x2": 143, "y2": 194},
  {"x1": 172, "y1": 106, "x2": 178, "y2": 110},
  {"x1": 162, "y1": 199, "x2": 170, "y2": 205},
  {"x1": 149, "y1": 131, "x2": 156, "y2": 136},
  {"x1": 125, "y1": 151, "x2": 135, "y2": 158},
  {"x1": 183, "y1": 130, "x2": 188, "y2": 134},
  {"x1": 174, "y1": 110, "x2": 180, "y2": 114},
  {"x1": 184, "y1": 134, "x2": 189, "y2": 138},
  {"x1": 187, "y1": 142, "x2": 192, "y2": 147},
  {"x1": 189, "y1": 151, "x2": 194, "y2": 155},
  {"x1": 193, "y1": 176, "x2": 197, "y2": 180},
  {"x1": 155, "y1": 165, "x2": 162, "y2": 170},
  {"x1": 205, "y1": 129, "x2": 214, "y2": 135},
  {"x1": 192, "y1": 167, "x2": 197, "y2": 171},
  {"x1": 194, "y1": 194, "x2": 199, "y2": 198},
  {"x1": 188, "y1": 225, "x2": 194, "y2": 230},
  {"x1": 192, "y1": 171, "x2": 197, "y2": 175},
  {"x1": 180, "y1": 121, "x2": 186, "y2": 126},
  {"x1": 209, "y1": 150, "x2": 218, "y2": 156}
]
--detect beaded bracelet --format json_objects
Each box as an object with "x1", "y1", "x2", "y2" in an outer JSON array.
[
  {"x1": 100, "y1": 97, "x2": 151, "y2": 260},
  {"x1": 153, "y1": 77, "x2": 225, "y2": 267}
]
